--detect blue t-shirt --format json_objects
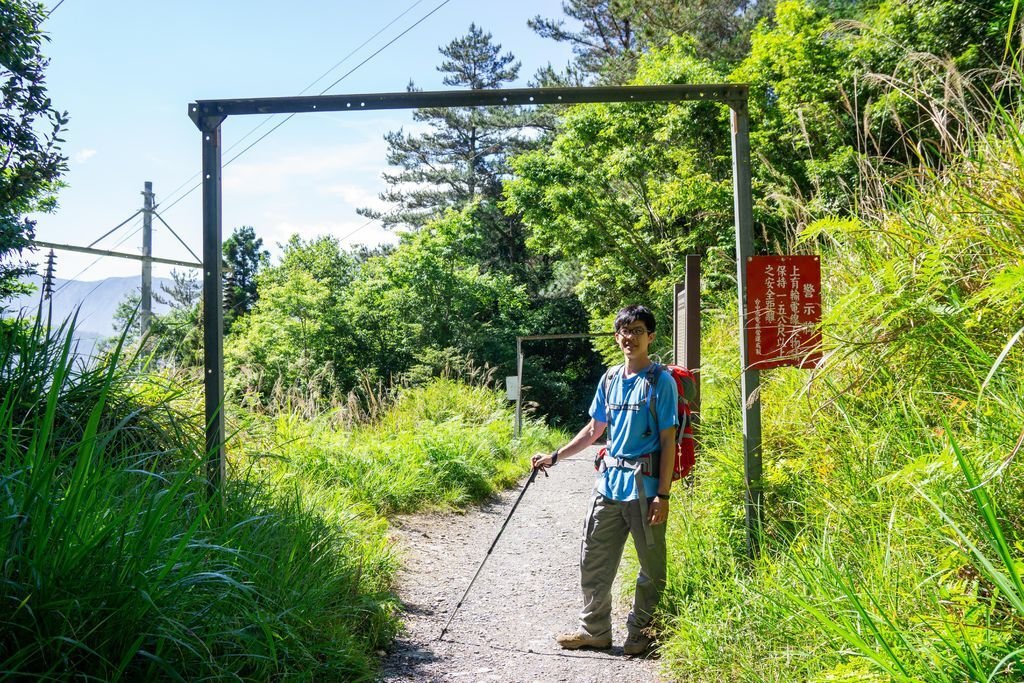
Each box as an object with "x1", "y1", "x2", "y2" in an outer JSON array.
[{"x1": 589, "y1": 364, "x2": 679, "y2": 502}]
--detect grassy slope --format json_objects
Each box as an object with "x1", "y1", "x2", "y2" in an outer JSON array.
[
  {"x1": 658, "y1": 90, "x2": 1024, "y2": 682},
  {"x1": 0, "y1": 327, "x2": 559, "y2": 682}
]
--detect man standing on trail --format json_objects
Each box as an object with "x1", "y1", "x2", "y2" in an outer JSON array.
[{"x1": 532, "y1": 304, "x2": 678, "y2": 656}]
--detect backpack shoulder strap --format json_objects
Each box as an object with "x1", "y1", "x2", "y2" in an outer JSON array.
[{"x1": 602, "y1": 364, "x2": 622, "y2": 420}]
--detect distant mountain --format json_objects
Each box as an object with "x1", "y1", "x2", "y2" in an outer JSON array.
[{"x1": 3, "y1": 275, "x2": 173, "y2": 355}]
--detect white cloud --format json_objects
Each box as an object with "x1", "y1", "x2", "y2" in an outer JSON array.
[
  {"x1": 319, "y1": 183, "x2": 387, "y2": 212},
  {"x1": 223, "y1": 139, "x2": 388, "y2": 194},
  {"x1": 73, "y1": 148, "x2": 97, "y2": 164}
]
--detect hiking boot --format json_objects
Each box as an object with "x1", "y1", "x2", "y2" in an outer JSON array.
[
  {"x1": 623, "y1": 631, "x2": 653, "y2": 656},
  {"x1": 555, "y1": 631, "x2": 612, "y2": 650}
]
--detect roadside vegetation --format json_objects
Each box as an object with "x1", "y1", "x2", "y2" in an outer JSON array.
[
  {"x1": 657, "y1": 37, "x2": 1024, "y2": 683},
  {"x1": 661, "y1": 135, "x2": 1024, "y2": 679},
  {"x1": 0, "y1": 317, "x2": 556, "y2": 679}
]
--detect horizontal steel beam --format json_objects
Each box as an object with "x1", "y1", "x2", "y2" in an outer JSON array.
[
  {"x1": 190, "y1": 84, "x2": 748, "y2": 124},
  {"x1": 516, "y1": 332, "x2": 615, "y2": 343},
  {"x1": 31, "y1": 240, "x2": 202, "y2": 269}
]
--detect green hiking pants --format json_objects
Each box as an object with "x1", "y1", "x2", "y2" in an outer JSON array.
[{"x1": 578, "y1": 492, "x2": 667, "y2": 639}]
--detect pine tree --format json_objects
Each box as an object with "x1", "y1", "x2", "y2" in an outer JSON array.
[
  {"x1": 620, "y1": 0, "x2": 774, "y2": 65},
  {"x1": 222, "y1": 226, "x2": 268, "y2": 328},
  {"x1": 153, "y1": 268, "x2": 200, "y2": 311},
  {"x1": 529, "y1": 0, "x2": 775, "y2": 84},
  {"x1": 528, "y1": 0, "x2": 639, "y2": 84},
  {"x1": 360, "y1": 24, "x2": 534, "y2": 230}
]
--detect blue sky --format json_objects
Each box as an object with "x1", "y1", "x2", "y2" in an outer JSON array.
[{"x1": 35, "y1": 0, "x2": 576, "y2": 280}]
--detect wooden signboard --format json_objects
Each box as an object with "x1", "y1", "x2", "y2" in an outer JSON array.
[{"x1": 746, "y1": 255, "x2": 822, "y2": 370}]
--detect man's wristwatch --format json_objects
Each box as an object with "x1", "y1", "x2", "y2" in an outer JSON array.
[
  {"x1": 550, "y1": 449, "x2": 560, "y2": 465},
  {"x1": 657, "y1": 491, "x2": 670, "y2": 498}
]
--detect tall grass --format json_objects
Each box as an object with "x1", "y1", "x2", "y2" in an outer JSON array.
[
  {"x1": 658, "y1": 54, "x2": 1024, "y2": 683},
  {"x1": 1, "y1": 312, "x2": 562, "y2": 679},
  {"x1": 237, "y1": 377, "x2": 559, "y2": 515},
  {"x1": 0, "y1": 319, "x2": 398, "y2": 680}
]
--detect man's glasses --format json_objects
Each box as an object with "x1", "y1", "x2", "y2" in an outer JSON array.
[{"x1": 616, "y1": 325, "x2": 649, "y2": 338}]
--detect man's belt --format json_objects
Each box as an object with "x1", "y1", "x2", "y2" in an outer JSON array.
[{"x1": 595, "y1": 450, "x2": 659, "y2": 547}]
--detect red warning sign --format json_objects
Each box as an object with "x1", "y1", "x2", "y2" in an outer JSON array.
[{"x1": 746, "y1": 255, "x2": 822, "y2": 370}]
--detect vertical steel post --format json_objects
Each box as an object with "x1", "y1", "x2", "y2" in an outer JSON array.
[
  {"x1": 514, "y1": 337, "x2": 524, "y2": 438},
  {"x1": 731, "y1": 99, "x2": 762, "y2": 558},
  {"x1": 684, "y1": 254, "x2": 702, "y2": 420},
  {"x1": 141, "y1": 181, "x2": 154, "y2": 335},
  {"x1": 200, "y1": 120, "x2": 225, "y2": 494}
]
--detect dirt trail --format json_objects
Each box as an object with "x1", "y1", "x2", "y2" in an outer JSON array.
[{"x1": 378, "y1": 447, "x2": 662, "y2": 682}]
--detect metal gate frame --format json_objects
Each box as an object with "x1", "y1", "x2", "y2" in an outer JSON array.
[{"x1": 189, "y1": 83, "x2": 762, "y2": 554}]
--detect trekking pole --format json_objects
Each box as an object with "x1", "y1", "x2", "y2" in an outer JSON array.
[{"x1": 437, "y1": 465, "x2": 546, "y2": 641}]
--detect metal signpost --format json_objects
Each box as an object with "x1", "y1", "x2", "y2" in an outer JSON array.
[
  {"x1": 674, "y1": 254, "x2": 702, "y2": 420},
  {"x1": 673, "y1": 282, "x2": 685, "y2": 364},
  {"x1": 727, "y1": 105, "x2": 762, "y2": 557},
  {"x1": 189, "y1": 83, "x2": 759, "y2": 552}
]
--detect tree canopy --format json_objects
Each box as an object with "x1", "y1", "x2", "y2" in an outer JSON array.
[
  {"x1": 117, "y1": 0, "x2": 1021, "y2": 419},
  {"x1": 0, "y1": 0, "x2": 67, "y2": 303},
  {"x1": 359, "y1": 24, "x2": 533, "y2": 230}
]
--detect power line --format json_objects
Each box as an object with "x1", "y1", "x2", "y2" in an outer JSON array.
[
  {"x1": 152, "y1": 210, "x2": 201, "y2": 263},
  {"x1": 303, "y1": 0, "x2": 429, "y2": 96},
  {"x1": 320, "y1": 0, "x2": 452, "y2": 94},
  {"x1": 154, "y1": 0, "x2": 430, "y2": 208},
  {"x1": 47, "y1": 0, "x2": 67, "y2": 17},
  {"x1": 155, "y1": 0, "x2": 451, "y2": 217},
  {"x1": 87, "y1": 209, "x2": 143, "y2": 248},
  {"x1": 337, "y1": 217, "x2": 379, "y2": 244}
]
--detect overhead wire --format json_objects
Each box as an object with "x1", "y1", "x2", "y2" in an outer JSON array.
[
  {"x1": 337, "y1": 217, "x2": 380, "y2": 244},
  {"x1": 156, "y1": 0, "x2": 430, "y2": 207},
  {"x1": 53, "y1": 214, "x2": 145, "y2": 296},
  {"x1": 154, "y1": 0, "x2": 451, "y2": 217},
  {"x1": 152, "y1": 211, "x2": 201, "y2": 263},
  {"x1": 60, "y1": 0, "x2": 449, "y2": 283}
]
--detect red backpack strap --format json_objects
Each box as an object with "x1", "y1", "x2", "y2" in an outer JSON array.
[{"x1": 644, "y1": 363, "x2": 663, "y2": 432}]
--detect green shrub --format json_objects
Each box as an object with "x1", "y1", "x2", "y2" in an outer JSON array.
[
  {"x1": 244, "y1": 377, "x2": 561, "y2": 515},
  {"x1": 657, "y1": 56, "x2": 1024, "y2": 682}
]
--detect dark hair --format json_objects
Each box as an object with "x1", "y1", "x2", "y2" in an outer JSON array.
[{"x1": 613, "y1": 305, "x2": 656, "y2": 334}]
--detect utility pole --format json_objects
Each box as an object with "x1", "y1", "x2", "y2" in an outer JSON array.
[
  {"x1": 141, "y1": 181, "x2": 154, "y2": 335},
  {"x1": 40, "y1": 248, "x2": 57, "y2": 330}
]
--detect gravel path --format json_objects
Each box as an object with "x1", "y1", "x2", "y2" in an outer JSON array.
[{"x1": 378, "y1": 447, "x2": 662, "y2": 682}]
